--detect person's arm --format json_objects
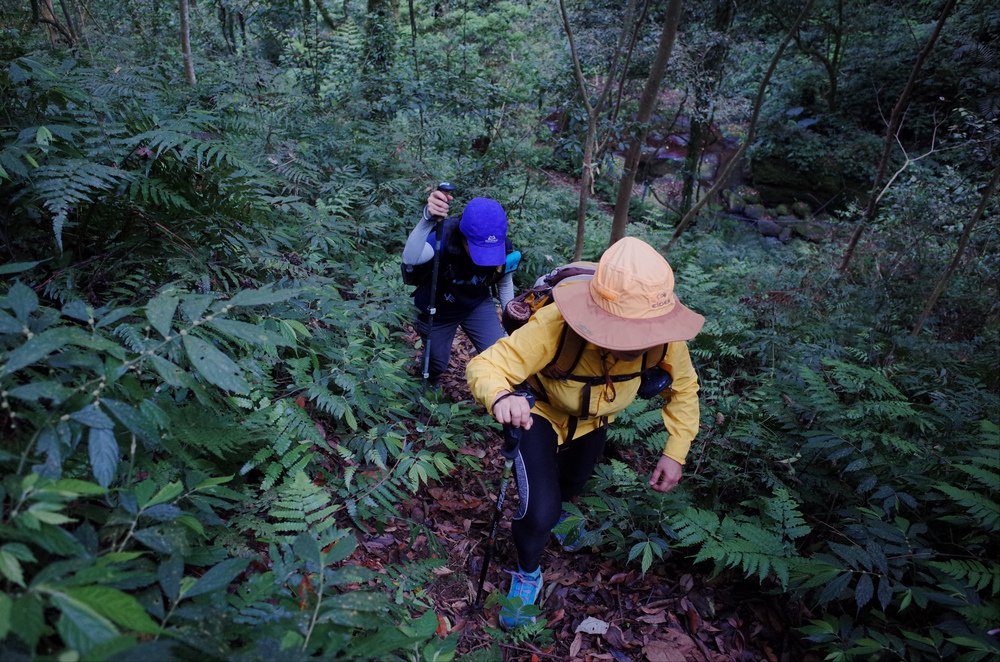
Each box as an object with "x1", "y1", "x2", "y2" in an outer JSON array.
[
  {"x1": 402, "y1": 190, "x2": 452, "y2": 266},
  {"x1": 496, "y1": 272, "x2": 515, "y2": 308},
  {"x1": 466, "y1": 305, "x2": 562, "y2": 428},
  {"x1": 649, "y1": 341, "x2": 700, "y2": 493}
]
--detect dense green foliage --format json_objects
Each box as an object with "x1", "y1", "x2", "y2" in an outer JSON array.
[{"x1": 0, "y1": 0, "x2": 997, "y2": 660}]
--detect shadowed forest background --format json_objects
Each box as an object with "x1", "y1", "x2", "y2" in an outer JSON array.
[{"x1": 0, "y1": 0, "x2": 997, "y2": 660}]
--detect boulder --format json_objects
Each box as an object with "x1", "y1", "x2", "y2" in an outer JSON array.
[
  {"x1": 744, "y1": 204, "x2": 767, "y2": 220},
  {"x1": 779, "y1": 227, "x2": 793, "y2": 243},
  {"x1": 755, "y1": 218, "x2": 782, "y2": 237},
  {"x1": 791, "y1": 220, "x2": 831, "y2": 242},
  {"x1": 792, "y1": 201, "x2": 812, "y2": 218}
]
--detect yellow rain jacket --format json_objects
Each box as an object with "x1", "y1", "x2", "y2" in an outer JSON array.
[{"x1": 466, "y1": 304, "x2": 701, "y2": 464}]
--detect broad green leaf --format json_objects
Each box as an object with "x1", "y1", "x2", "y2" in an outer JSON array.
[
  {"x1": 64, "y1": 586, "x2": 160, "y2": 634},
  {"x1": 182, "y1": 335, "x2": 250, "y2": 393},
  {"x1": 219, "y1": 285, "x2": 299, "y2": 308},
  {"x1": 855, "y1": 573, "x2": 874, "y2": 609},
  {"x1": 208, "y1": 318, "x2": 292, "y2": 346},
  {"x1": 293, "y1": 532, "x2": 321, "y2": 568},
  {"x1": 7, "y1": 281, "x2": 38, "y2": 321},
  {"x1": 0, "y1": 550, "x2": 25, "y2": 587},
  {"x1": 0, "y1": 260, "x2": 45, "y2": 275},
  {"x1": 180, "y1": 294, "x2": 214, "y2": 322},
  {"x1": 325, "y1": 532, "x2": 358, "y2": 565},
  {"x1": 88, "y1": 427, "x2": 119, "y2": 488},
  {"x1": 142, "y1": 481, "x2": 183, "y2": 509},
  {"x1": 62, "y1": 299, "x2": 93, "y2": 322},
  {"x1": 2, "y1": 327, "x2": 81, "y2": 375},
  {"x1": 148, "y1": 354, "x2": 185, "y2": 387},
  {"x1": 8, "y1": 380, "x2": 74, "y2": 403},
  {"x1": 102, "y1": 399, "x2": 159, "y2": 447},
  {"x1": 159, "y1": 555, "x2": 183, "y2": 602},
  {"x1": 48, "y1": 478, "x2": 108, "y2": 496},
  {"x1": 35, "y1": 126, "x2": 53, "y2": 145},
  {"x1": 145, "y1": 294, "x2": 178, "y2": 338},
  {"x1": 0, "y1": 592, "x2": 11, "y2": 640},
  {"x1": 0, "y1": 310, "x2": 21, "y2": 333},
  {"x1": 28, "y1": 505, "x2": 75, "y2": 525},
  {"x1": 133, "y1": 526, "x2": 186, "y2": 555},
  {"x1": 71, "y1": 404, "x2": 115, "y2": 429},
  {"x1": 175, "y1": 514, "x2": 204, "y2": 536},
  {"x1": 11, "y1": 593, "x2": 44, "y2": 649},
  {"x1": 877, "y1": 575, "x2": 893, "y2": 610},
  {"x1": 51, "y1": 592, "x2": 119, "y2": 653},
  {"x1": 95, "y1": 306, "x2": 135, "y2": 329},
  {"x1": 192, "y1": 474, "x2": 234, "y2": 490},
  {"x1": 182, "y1": 557, "x2": 250, "y2": 599}
]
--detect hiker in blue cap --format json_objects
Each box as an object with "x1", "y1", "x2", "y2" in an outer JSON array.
[{"x1": 402, "y1": 187, "x2": 520, "y2": 384}]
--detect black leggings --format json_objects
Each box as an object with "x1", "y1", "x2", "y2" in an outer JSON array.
[{"x1": 511, "y1": 415, "x2": 607, "y2": 572}]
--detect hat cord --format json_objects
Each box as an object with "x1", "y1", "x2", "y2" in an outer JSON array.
[{"x1": 599, "y1": 352, "x2": 617, "y2": 404}]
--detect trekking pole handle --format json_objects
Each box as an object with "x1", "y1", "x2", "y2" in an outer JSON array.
[
  {"x1": 432, "y1": 182, "x2": 456, "y2": 221},
  {"x1": 501, "y1": 391, "x2": 535, "y2": 459}
]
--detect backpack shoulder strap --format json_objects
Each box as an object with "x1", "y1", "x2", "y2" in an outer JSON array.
[
  {"x1": 540, "y1": 324, "x2": 587, "y2": 379},
  {"x1": 642, "y1": 343, "x2": 668, "y2": 371}
]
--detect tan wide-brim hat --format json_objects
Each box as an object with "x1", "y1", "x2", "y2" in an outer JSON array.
[{"x1": 551, "y1": 237, "x2": 705, "y2": 351}]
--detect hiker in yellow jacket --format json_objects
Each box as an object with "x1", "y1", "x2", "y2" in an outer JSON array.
[{"x1": 466, "y1": 237, "x2": 704, "y2": 629}]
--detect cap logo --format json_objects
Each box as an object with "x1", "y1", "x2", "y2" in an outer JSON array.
[{"x1": 485, "y1": 235, "x2": 498, "y2": 243}]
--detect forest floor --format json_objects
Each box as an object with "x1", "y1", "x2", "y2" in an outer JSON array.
[{"x1": 369, "y1": 330, "x2": 819, "y2": 662}]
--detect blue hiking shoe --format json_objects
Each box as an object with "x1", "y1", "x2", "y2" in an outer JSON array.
[
  {"x1": 499, "y1": 566, "x2": 543, "y2": 630},
  {"x1": 552, "y1": 512, "x2": 585, "y2": 552}
]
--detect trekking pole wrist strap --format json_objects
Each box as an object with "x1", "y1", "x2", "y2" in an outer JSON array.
[{"x1": 491, "y1": 390, "x2": 535, "y2": 414}]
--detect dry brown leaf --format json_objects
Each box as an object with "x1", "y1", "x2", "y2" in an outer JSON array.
[
  {"x1": 642, "y1": 640, "x2": 687, "y2": 662},
  {"x1": 570, "y1": 632, "x2": 584, "y2": 658}
]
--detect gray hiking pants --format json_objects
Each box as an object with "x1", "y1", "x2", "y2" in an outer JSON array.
[{"x1": 414, "y1": 297, "x2": 506, "y2": 382}]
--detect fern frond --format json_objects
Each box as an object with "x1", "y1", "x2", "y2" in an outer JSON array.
[
  {"x1": 929, "y1": 559, "x2": 1000, "y2": 596},
  {"x1": 268, "y1": 471, "x2": 341, "y2": 543},
  {"x1": 32, "y1": 160, "x2": 132, "y2": 249},
  {"x1": 934, "y1": 483, "x2": 1000, "y2": 531}
]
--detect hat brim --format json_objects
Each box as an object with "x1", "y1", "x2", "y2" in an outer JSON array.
[
  {"x1": 467, "y1": 241, "x2": 506, "y2": 267},
  {"x1": 552, "y1": 280, "x2": 705, "y2": 351}
]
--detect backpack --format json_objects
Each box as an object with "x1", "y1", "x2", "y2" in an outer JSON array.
[
  {"x1": 502, "y1": 264, "x2": 672, "y2": 436},
  {"x1": 401, "y1": 218, "x2": 520, "y2": 289}
]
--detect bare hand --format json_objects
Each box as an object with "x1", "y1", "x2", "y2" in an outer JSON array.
[
  {"x1": 427, "y1": 189, "x2": 452, "y2": 218},
  {"x1": 491, "y1": 391, "x2": 533, "y2": 430},
  {"x1": 649, "y1": 455, "x2": 682, "y2": 493}
]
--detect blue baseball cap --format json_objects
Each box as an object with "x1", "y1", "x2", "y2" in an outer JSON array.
[{"x1": 459, "y1": 197, "x2": 508, "y2": 266}]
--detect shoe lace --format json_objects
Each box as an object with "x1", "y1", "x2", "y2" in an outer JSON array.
[{"x1": 505, "y1": 569, "x2": 541, "y2": 604}]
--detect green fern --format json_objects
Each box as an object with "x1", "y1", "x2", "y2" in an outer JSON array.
[
  {"x1": 929, "y1": 560, "x2": 1000, "y2": 596},
  {"x1": 268, "y1": 471, "x2": 340, "y2": 543},
  {"x1": 933, "y1": 483, "x2": 1000, "y2": 531},
  {"x1": 240, "y1": 399, "x2": 323, "y2": 490},
  {"x1": 32, "y1": 160, "x2": 132, "y2": 249}
]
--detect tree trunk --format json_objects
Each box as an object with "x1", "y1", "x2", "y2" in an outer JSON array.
[
  {"x1": 666, "y1": 0, "x2": 816, "y2": 252},
  {"x1": 677, "y1": 0, "x2": 734, "y2": 220},
  {"x1": 407, "y1": 0, "x2": 424, "y2": 160},
  {"x1": 558, "y1": 0, "x2": 640, "y2": 260},
  {"x1": 179, "y1": 0, "x2": 197, "y2": 85},
  {"x1": 34, "y1": 0, "x2": 70, "y2": 45},
  {"x1": 911, "y1": 164, "x2": 1000, "y2": 337},
  {"x1": 315, "y1": 0, "x2": 339, "y2": 30},
  {"x1": 364, "y1": 0, "x2": 398, "y2": 111},
  {"x1": 609, "y1": 0, "x2": 683, "y2": 245},
  {"x1": 839, "y1": 0, "x2": 956, "y2": 272},
  {"x1": 57, "y1": 0, "x2": 78, "y2": 44}
]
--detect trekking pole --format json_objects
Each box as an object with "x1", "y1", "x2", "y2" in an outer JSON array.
[
  {"x1": 422, "y1": 181, "x2": 457, "y2": 381},
  {"x1": 474, "y1": 392, "x2": 536, "y2": 609}
]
